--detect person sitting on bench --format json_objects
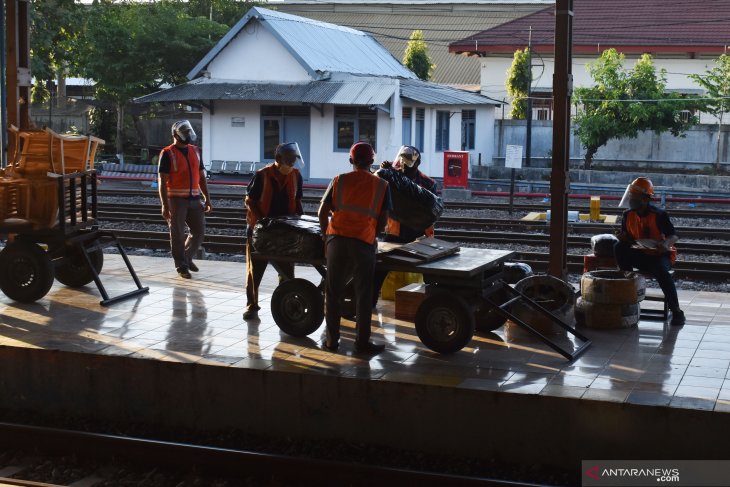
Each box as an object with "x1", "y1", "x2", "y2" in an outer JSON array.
[{"x1": 614, "y1": 177, "x2": 685, "y2": 326}]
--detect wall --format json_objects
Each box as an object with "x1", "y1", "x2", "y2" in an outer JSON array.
[
  {"x1": 203, "y1": 102, "x2": 262, "y2": 165},
  {"x1": 492, "y1": 119, "x2": 729, "y2": 169},
  {"x1": 206, "y1": 19, "x2": 311, "y2": 82},
  {"x1": 482, "y1": 55, "x2": 725, "y2": 123}
]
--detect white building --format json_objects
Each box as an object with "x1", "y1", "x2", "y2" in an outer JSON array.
[
  {"x1": 136, "y1": 7, "x2": 499, "y2": 181},
  {"x1": 448, "y1": 0, "x2": 730, "y2": 122}
]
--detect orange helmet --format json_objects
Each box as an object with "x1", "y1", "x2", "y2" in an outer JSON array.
[{"x1": 627, "y1": 177, "x2": 654, "y2": 197}]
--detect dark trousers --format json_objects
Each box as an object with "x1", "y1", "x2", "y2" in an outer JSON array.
[
  {"x1": 245, "y1": 237, "x2": 294, "y2": 308},
  {"x1": 326, "y1": 236, "x2": 376, "y2": 345},
  {"x1": 168, "y1": 197, "x2": 206, "y2": 269},
  {"x1": 614, "y1": 241, "x2": 680, "y2": 311}
]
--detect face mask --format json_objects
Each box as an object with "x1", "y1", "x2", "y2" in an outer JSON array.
[{"x1": 628, "y1": 198, "x2": 644, "y2": 211}]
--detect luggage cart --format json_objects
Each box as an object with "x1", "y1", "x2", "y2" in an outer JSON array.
[
  {"x1": 253, "y1": 246, "x2": 591, "y2": 361},
  {"x1": 0, "y1": 171, "x2": 149, "y2": 306}
]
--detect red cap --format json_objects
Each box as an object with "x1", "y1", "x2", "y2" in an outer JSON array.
[{"x1": 349, "y1": 142, "x2": 375, "y2": 164}]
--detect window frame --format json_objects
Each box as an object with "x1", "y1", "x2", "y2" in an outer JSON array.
[
  {"x1": 333, "y1": 106, "x2": 378, "y2": 152},
  {"x1": 435, "y1": 110, "x2": 450, "y2": 152},
  {"x1": 461, "y1": 109, "x2": 476, "y2": 151}
]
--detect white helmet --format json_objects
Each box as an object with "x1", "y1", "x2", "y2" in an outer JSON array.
[
  {"x1": 172, "y1": 120, "x2": 197, "y2": 144},
  {"x1": 392, "y1": 145, "x2": 420, "y2": 170}
]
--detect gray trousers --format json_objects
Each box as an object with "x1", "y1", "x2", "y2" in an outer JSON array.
[
  {"x1": 168, "y1": 197, "x2": 205, "y2": 269},
  {"x1": 325, "y1": 236, "x2": 376, "y2": 345}
]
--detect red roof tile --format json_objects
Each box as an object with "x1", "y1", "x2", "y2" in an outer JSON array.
[{"x1": 449, "y1": 0, "x2": 730, "y2": 56}]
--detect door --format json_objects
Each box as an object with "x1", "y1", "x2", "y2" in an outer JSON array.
[{"x1": 283, "y1": 117, "x2": 310, "y2": 180}]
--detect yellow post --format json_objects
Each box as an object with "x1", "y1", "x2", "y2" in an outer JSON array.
[{"x1": 590, "y1": 196, "x2": 601, "y2": 222}]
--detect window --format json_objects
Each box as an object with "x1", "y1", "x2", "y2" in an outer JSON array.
[
  {"x1": 680, "y1": 109, "x2": 695, "y2": 123},
  {"x1": 402, "y1": 107, "x2": 412, "y2": 146},
  {"x1": 461, "y1": 110, "x2": 476, "y2": 150},
  {"x1": 415, "y1": 108, "x2": 425, "y2": 152},
  {"x1": 261, "y1": 105, "x2": 310, "y2": 161},
  {"x1": 334, "y1": 106, "x2": 377, "y2": 151},
  {"x1": 435, "y1": 111, "x2": 450, "y2": 152},
  {"x1": 536, "y1": 108, "x2": 550, "y2": 121}
]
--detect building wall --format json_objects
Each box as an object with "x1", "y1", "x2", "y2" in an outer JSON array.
[
  {"x1": 206, "y1": 20, "x2": 311, "y2": 81},
  {"x1": 481, "y1": 55, "x2": 725, "y2": 122},
  {"x1": 202, "y1": 100, "x2": 495, "y2": 181}
]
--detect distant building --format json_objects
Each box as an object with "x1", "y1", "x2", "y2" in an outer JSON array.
[
  {"x1": 272, "y1": 0, "x2": 550, "y2": 88},
  {"x1": 136, "y1": 7, "x2": 499, "y2": 180},
  {"x1": 449, "y1": 0, "x2": 730, "y2": 121}
]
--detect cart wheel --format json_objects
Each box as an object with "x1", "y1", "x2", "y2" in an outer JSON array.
[
  {"x1": 415, "y1": 292, "x2": 475, "y2": 354},
  {"x1": 271, "y1": 278, "x2": 324, "y2": 337},
  {"x1": 476, "y1": 288, "x2": 509, "y2": 332},
  {"x1": 0, "y1": 242, "x2": 55, "y2": 303},
  {"x1": 54, "y1": 244, "x2": 104, "y2": 288}
]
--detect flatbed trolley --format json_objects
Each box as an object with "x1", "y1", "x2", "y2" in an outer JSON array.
[
  {"x1": 253, "y1": 246, "x2": 591, "y2": 361},
  {"x1": 0, "y1": 171, "x2": 149, "y2": 306}
]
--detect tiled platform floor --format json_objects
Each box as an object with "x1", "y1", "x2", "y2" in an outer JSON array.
[{"x1": 1, "y1": 254, "x2": 729, "y2": 413}]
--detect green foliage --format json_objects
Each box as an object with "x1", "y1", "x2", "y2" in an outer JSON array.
[
  {"x1": 573, "y1": 49, "x2": 702, "y2": 169},
  {"x1": 30, "y1": 0, "x2": 83, "y2": 103},
  {"x1": 403, "y1": 30, "x2": 435, "y2": 81},
  {"x1": 73, "y1": 1, "x2": 229, "y2": 152},
  {"x1": 171, "y1": 0, "x2": 263, "y2": 27},
  {"x1": 506, "y1": 48, "x2": 530, "y2": 119}
]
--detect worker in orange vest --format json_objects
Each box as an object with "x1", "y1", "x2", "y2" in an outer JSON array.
[
  {"x1": 158, "y1": 120, "x2": 212, "y2": 279},
  {"x1": 318, "y1": 142, "x2": 391, "y2": 353},
  {"x1": 372, "y1": 145, "x2": 437, "y2": 306},
  {"x1": 615, "y1": 177, "x2": 684, "y2": 326},
  {"x1": 244, "y1": 143, "x2": 304, "y2": 320}
]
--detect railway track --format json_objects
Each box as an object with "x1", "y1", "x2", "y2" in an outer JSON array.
[
  {"x1": 109, "y1": 229, "x2": 730, "y2": 281},
  {"x1": 0, "y1": 422, "x2": 543, "y2": 487},
  {"x1": 98, "y1": 189, "x2": 730, "y2": 219}
]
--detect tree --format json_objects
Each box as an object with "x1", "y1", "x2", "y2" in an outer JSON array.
[
  {"x1": 689, "y1": 54, "x2": 730, "y2": 171},
  {"x1": 74, "y1": 1, "x2": 228, "y2": 154},
  {"x1": 573, "y1": 49, "x2": 701, "y2": 169},
  {"x1": 174, "y1": 0, "x2": 261, "y2": 27},
  {"x1": 506, "y1": 48, "x2": 530, "y2": 119},
  {"x1": 30, "y1": 0, "x2": 83, "y2": 104},
  {"x1": 403, "y1": 30, "x2": 435, "y2": 81}
]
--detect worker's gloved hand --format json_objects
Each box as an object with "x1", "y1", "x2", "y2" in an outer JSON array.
[{"x1": 380, "y1": 161, "x2": 393, "y2": 170}]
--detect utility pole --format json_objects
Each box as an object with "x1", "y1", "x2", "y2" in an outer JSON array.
[
  {"x1": 549, "y1": 0, "x2": 573, "y2": 279},
  {"x1": 525, "y1": 26, "x2": 533, "y2": 167}
]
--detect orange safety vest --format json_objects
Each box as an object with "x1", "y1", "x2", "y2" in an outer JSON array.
[
  {"x1": 245, "y1": 164, "x2": 299, "y2": 228},
  {"x1": 161, "y1": 144, "x2": 201, "y2": 198},
  {"x1": 625, "y1": 210, "x2": 677, "y2": 264},
  {"x1": 385, "y1": 170, "x2": 435, "y2": 239},
  {"x1": 327, "y1": 169, "x2": 388, "y2": 245}
]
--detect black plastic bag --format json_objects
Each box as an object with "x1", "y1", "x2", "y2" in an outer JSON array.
[
  {"x1": 376, "y1": 168, "x2": 444, "y2": 234},
  {"x1": 503, "y1": 262, "x2": 534, "y2": 284},
  {"x1": 591, "y1": 233, "x2": 619, "y2": 258},
  {"x1": 252, "y1": 215, "x2": 324, "y2": 259}
]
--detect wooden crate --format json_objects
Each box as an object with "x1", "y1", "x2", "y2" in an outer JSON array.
[{"x1": 395, "y1": 282, "x2": 427, "y2": 321}]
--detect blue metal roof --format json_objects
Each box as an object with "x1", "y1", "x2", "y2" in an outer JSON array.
[
  {"x1": 400, "y1": 79, "x2": 501, "y2": 106},
  {"x1": 188, "y1": 7, "x2": 415, "y2": 81}
]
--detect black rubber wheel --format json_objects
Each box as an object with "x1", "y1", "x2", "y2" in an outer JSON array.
[
  {"x1": 415, "y1": 292, "x2": 475, "y2": 354},
  {"x1": 55, "y1": 245, "x2": 104, "y2": 288},
  {"x1": 476, "y1": 288, "x2": 510, "y2": 332},
  {"x1": 271, "y1": 278, "x2": 325, "y2": 337},
  {"x1": 0, "y1": 242, "x2": 55, "y2": 303}
]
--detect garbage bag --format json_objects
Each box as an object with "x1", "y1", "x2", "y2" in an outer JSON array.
[
  {"x1": 591, "y1": 233, "x2": 619, "y2": 258},
  {"x1": 252, "y1": 215, "x2": 324, "y2": 259},
  {"x1": 376, "y1": 168, "x2": 444, "y2": 234},
  {"x1": 503, "y1": 262, "x2": 534, "y2": 284}
]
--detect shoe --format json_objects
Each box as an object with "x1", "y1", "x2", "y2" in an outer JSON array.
[
  {"x1": 670, "y1": 310, "x2": 686, "y2": 326},
  {"x1": 322, "y1": 340, "x2": 339, "y2": 352},
  {"x1": 354, "y1": 341, "x2": 385, "y2": 354},
  {"x1": 177, "y1": 266, "x2": 191, "y2": 279},
  {"x1": 242, "y1": 305, "x2": 259, "y2": 320},
  {"x1": 188, "y1": 261, "x2": 199, "y2": 272}
]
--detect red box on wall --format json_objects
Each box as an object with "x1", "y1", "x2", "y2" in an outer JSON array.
[{"x1": 443, "y1": 151, "x2": 469, "y2": 188}]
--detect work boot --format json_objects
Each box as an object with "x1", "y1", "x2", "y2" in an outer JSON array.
[
  {"x1": 242, "y1": 304, "x2": 259, "y2": 320},
  {"x1": 670, "y1": 310, "x2": 686, "y2": 327},
  {"x1": 177, "y1": 266, "x2": 191, "y2": 279},
  {"x1": 188, "y1": 261, "x2": 199, "y2": 272}
]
